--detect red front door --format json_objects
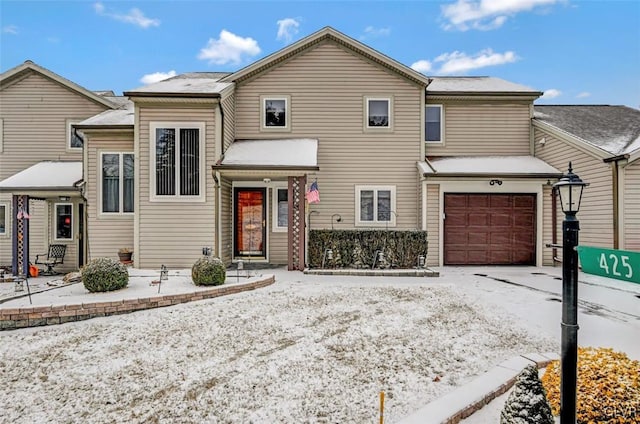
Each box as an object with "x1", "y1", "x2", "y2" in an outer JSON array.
[{"x1": 234, "y1": 188, "x2": 267, "y2": 258}]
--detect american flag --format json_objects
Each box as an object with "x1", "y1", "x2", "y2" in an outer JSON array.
[{"x1": 306, "y1": 181, "x2": 320, "y2": 204}]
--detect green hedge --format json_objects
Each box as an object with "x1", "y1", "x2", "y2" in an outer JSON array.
[{"x1": 308, "y1": 230, "x2": 428, "y2": 269}]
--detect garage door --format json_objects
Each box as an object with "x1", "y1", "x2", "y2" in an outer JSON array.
[{"x1": 444, "y1": 193, "x2": 536, "y2": 265}]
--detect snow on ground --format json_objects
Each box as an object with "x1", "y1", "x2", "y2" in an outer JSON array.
[{"x1": 0, "y1": 271, "x2": 556, "y2": 424}]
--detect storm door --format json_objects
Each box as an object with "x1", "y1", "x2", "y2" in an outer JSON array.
[{"x1": 234, "y1": 188, "x2": 267, "y2": 258}]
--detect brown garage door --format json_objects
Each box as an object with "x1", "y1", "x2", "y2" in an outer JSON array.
[{"x1": 444, "y1": 193, "x2": 536, "y2": 265}]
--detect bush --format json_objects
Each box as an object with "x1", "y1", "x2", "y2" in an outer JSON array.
[
  {"x1": 82, "y1": 257, "x2": 129, "y2": 293},
  {"x1": 541, "y1": 347, "x2": 640, "y2": 423},
  {"x1": 501, "y1": 365, "x2": 554, "y2": 424},
  {"x1": 192, "y1": 256, "x2": 226, "y2": 286}
]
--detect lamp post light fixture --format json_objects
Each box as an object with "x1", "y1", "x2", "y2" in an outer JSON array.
[{"x1": 554, "y1": 162, "x2": 588, "y2": 424}]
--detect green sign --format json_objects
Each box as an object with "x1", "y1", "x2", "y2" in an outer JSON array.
[{"x1": 577, "y1": 246, "x2": 640, "y2": 284}]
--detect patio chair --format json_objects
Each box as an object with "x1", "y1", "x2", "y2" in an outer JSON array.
[{"x1": 35, "y1": 244, "x2": 67, "y2": 275}]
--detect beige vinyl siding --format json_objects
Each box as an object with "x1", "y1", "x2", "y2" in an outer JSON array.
[
  {"x1": 541, "y1": 184, "x2": 556, "y2": 266},
  {"x1": 85, "y1": 132, "x2": 134, "y2": 261},
  {"x1": 426, "y1": 184, "x2": 439, "y2": 267},
  {"x1": 0, "y1": 72, "x2": 108, "y2": 269},
  {"x1": 220, "y1": 177, "x2": 232, "y2": 264},
  {"x1": 426, "y1": 102, "x2": 532, "y2": 156},
  {"x1": 534, "y1": 128, "x2": 614, "y2": 249},
  {"x1": 221, "y1": 92, "x2": 236, "y2": 152},
  {"x1": 235, "y1": 41, "x2": 423, "y2": 230},
  {"x1": 137, "y1": 106, "x2": 216, "y2": 269},
  {"x1": 622, "y1": 161, "x2": 640, "y2": 251}
]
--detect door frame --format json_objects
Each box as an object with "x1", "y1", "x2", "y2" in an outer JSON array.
[{"x1": 232, "y1": 184, "x2": 269, "y2": 261}]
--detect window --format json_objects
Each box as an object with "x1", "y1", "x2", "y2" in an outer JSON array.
[
  {"x1": 55, "y1": 203, "x2": 73, "y2": 241},
  {"x1": 272, "y1": 187, "x2": 288, "y2": 232},
  {"x1": 150, "y1": 122, "x2": 205, "y2": 201},
  {"x1": 0, "y1": 204, "x2": 7, "y2": 235},
  {"x1": 261, "y1": 96, "x2": 290, "y2": 130},
  {"x1": 101, "y1": 152, "x2": 134, "y2": 214},
  {"x1": 355, "y1": 185, "x2": 396, "y2": 227},
  {"x1": 366, "y1": 97, "x2": 391, "y2": 129},
  {"x1": 67, "y1": 119, "x2": 85, "y2": 150},
  {"x1": 425, "y1": 105, "x2": 443, "y2": 142}
]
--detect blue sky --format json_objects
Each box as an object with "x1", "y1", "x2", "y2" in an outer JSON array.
[{"x1": 1, "y1": 1, "x2": 639, "y2": 107}]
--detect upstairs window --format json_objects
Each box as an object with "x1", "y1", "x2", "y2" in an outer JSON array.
[
  {"x1": 261, "y1": 96, "x2": 290, "y2": 131},
  {"x1": 355, "y1": 185, "x2": 396, "y2": 227},
  {"x1": 101, "y1": 152, "x2": 134, "y2": 214},
  {"x1": 425, "y1": 105, "x2": 443, "y2": 143},
  {"x1": 55, "y1": 203, "x2": 73, "y2": 241},
  {"x1": 67, "y1": 119, "x2": 85, "y2": 150},
  {"x1": 151, "y1": 122, "x2": 205, "y2": 201},
  {"x1": 366, "y1": 98, "x2": 391, "y2": 128}
]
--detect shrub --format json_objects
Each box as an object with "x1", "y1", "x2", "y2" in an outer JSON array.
[
  {"x1": 541, "y1": 347, "x2": 640, "y2": 423},
  {"x1": 82, "y1": 257, "x2": 129, "y2": 293},
  {"x1": 501, "y1": 365, "x2": 554, "y2": 424},
  {"x1": 192, "y1": 256, "x2": 226, "y2": 286}
]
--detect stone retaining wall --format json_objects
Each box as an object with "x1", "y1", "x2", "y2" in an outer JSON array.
[{"x1": 0, "y1": 276, "x2": 275, "y2": 330}]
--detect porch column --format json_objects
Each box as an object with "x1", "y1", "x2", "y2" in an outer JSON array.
[
  {"x1": 12, "y1": 195, "x2": 29, "y2": 276},
  {"x1": 287, "y1": 176, "x2": 306, "y2": 271}
]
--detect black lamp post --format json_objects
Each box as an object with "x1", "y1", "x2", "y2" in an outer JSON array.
[{"x1": 554, "y1": 162, "x2": 588, "y2": 424}]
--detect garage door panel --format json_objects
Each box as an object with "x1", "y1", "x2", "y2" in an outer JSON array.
[{"x1": 444, "y1": 193, "x2": 536, "y2": 265}]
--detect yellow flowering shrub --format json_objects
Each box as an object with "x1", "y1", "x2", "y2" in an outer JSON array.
[{"x1": 541, "y1": 347, "x2": 639, "y2": 423}]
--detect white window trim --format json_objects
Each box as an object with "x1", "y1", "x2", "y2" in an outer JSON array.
[
  {"x1": 66, "y1": 119, "x2": 85, "y2": 152},
  {"x1": 99, "y1": 151, "x2": 135, "y2": 216},
  {"x1": 149, "y1": 122, "x2": 206, "y2": 202},
  {"x1": 0, "y1": 202, "x2": 8, "y2": 237},
  {"x1": 54, "y1": 202, "x2": 73, "y2": 242},
  {"x1": 364, "y1": 96, "x2": 393, "y2": 131},
  {"x1": 355, "y1": 185, "x2": 397, "y2": 227},
  {"x1": 271, "y1": 185, "x2": 288, "y2": 232},
  {"x1": 425, "y1": 104, "x2": 444, "y2": 144},
  {"x1": 261, "y1": 95, "x2": 291, "y2": 131}
]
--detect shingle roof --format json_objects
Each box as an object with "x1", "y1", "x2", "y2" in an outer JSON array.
[
  {"x1": 427, "y1": 77, "x2": 540, "y2": 95},
  {"x1": 124, "y1": 72, "x2": 233, "y2": 96},
  {"x1": 77, "y1": 101, "x2": 134, "y2": 126},
  {"x1": 534, "y1": 105, "x2": 640, "y2": 155}
]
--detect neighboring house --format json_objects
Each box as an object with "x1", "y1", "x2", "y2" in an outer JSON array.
[
  {"x1": 533, "y1": 105, "x2": 640, "y2": 253},
  {"x1": 1, "y1": 28, "x2": 637, "y2": 274},
  {"x1": 0, "y1": 61, "x2": 124, "y2": 274}
]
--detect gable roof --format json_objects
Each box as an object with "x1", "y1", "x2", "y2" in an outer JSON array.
[
  {"x1": 221, "y1": 26, "x2": 431, "y2": 87},
  {"x1": 534, "y1": 105, "x2": 640, "y2": 157},
  {"x1": 427, "y1": 76, "x2": 541, "y2": 96},
  {"x1": 0, "y1": 60, "x2": 117, "y2": 109}
]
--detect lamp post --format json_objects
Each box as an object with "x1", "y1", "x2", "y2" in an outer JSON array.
[{"x1": 554, "y1": 162, "x2": 588, "y2": 424}]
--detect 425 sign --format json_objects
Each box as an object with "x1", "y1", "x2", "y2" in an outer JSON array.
[{"x1": 577, "y1": 246, "x2": 640, "y2": 284}]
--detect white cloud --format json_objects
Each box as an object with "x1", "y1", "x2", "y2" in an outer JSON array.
[
  {"x1": 411, "y1": 60, "x2": 433, "y2": 74},
  {"x1": 361, "y1": 26, "x2": 391, "y2": 39},
  {"x1": 576, "y1": 91, "x2": 591, "y2": 98},
  {"x1": 276, "y1": 18, "x2": 300, "y2": 43},
  {"x1": 93, "y1": 2, "x2": 160, "y2": 29},
  {"x1": 542, "y1": 88, "x2": 562, "y2": 99},
  {"x1": 198, "y1": 30, "x2": 261, "y2": 65},
  {"x1": 435, "y1": 48, "x2": 518, "y2": 74},
  {"x1": 3, "y1": 25, "x2": 18, "y2": 35},
  {"x1": 140, "y1": 70, "x2": 177, "y2": 84},
  {"x1": 441, "y1": 0, "x2": 559, "y2": 31}
]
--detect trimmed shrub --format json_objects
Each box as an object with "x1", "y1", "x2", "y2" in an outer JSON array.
[
  {"x1": 192, "y1": 256, "x2": 226, "y2": 286},
  {"x1": 82, "y1": 257, "x2": 129, "y2": 293},
  {"x1": 501, "y1": 365, "x2": 554, "y2": 424},
  {"x1": 541, "y1": 347, "x2": 640, "y2": 423}
]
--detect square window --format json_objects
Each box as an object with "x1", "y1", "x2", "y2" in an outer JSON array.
[
  {"x1": 272, "y1": 187, "x2": 288, "y2": 231},
  {"x1": 261, "y1": 96, "x2": 290, "y2": 131},
  {"x1": 367, "y1": 98, "x2": 390, "y2": 128},
  {"x1": 55, "y1": 203, "x2": 73, "y2": 241},
  {"x1": 67, "y1": 120, "x2": 85, "y2": 150},
  {"x1": 425, "y1": 105, "x2": 443, "y2": 142},
  {"x1": 355, "y1": 185, "x2": 396, "y2": 227}
]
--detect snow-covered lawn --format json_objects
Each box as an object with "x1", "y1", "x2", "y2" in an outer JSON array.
[{"x1": 0, "y1": 275, "x2": 555, "y2": 423}]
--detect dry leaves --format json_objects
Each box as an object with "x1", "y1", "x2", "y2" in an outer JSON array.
[{"x1": 541, "y1": 347, "x2": 640, "y2": 423}]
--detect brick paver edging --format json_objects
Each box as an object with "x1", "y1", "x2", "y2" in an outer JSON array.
[{"x1": 0, "y1": 275, "x2": 275, "y2": 331}]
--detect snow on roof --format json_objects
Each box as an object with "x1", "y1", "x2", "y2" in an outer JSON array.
[
  {"x1": 78, "y1": 101, "x2": 134, "y2": 126},
  {"x1": 0, "y1": 161, "x2": 82, "y2": 190},
  {"x1": 427, "y1": 77, "x2": 540, "y2": 94},
  {"x1": 221, "y1": 139, "x2": 318, "y2": 168},
  {"x1": 126, "y1": 72, "x2": 232, "y2": 95},
  {"x1": 534, "y1": 105, "x2": 640, "y2": 156},
  {"x1": 420, "y1": 156, "x2": 561, "y2": 176}
]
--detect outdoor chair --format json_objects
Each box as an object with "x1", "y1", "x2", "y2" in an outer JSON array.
[{"x1": 35, "y1": 244, "x2": 67, "y2": 275}]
